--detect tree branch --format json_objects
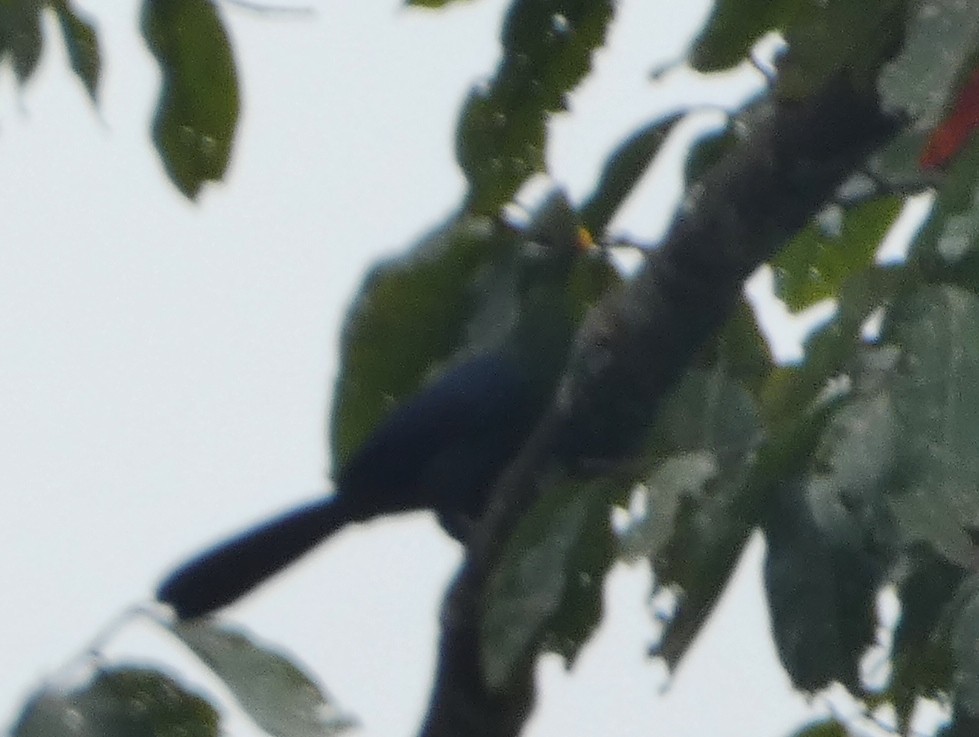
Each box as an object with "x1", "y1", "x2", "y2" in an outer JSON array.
[{"x1": 419, "y1": 78, "x2": 901, "y2": 737}]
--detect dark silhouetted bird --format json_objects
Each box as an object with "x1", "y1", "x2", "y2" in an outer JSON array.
[{"x1": 156, "y1": 194, "x2": 593, "y2": 619}]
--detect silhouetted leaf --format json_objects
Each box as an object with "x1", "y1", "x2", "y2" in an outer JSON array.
[
  {"x1": 406, "y1": 0, "x2": 463, "y2": 6},
  {"x1": 638, "y1": 365, "x2": 763, "y2": 669},
  {"x1": 580, "y1": 113, "x2": 681, "y2": 235},
  {"x1": 951, "y1": 576, "x2": 979, "y2": 721},
  {"x1": 776, "y1": 0, "x2": 908, "y2": 99},
  {"x1": 787, "y1": 720, "x2": 850, "y2": 737},
  {"x1": 889, "y1": 550, "x2": 963, "y2": 731},
  {"x1": 52, "y1": 0, "x2": 100, "y2": 101},
  {"x1": 773, "y1": 197, "x2": 902, "y2": 311},
  {"x1": 764, "y1": 475, "x2": 886, "y2": 692},
  {"x1": 0, "y1": 1, "x2": 42, "y2": 83},
  {"x1": 689, "y1": 0, "x2": 794, "y2": 71},
  {"x1": 458, "y1": 0, "x2": 614, "y2": 213}
]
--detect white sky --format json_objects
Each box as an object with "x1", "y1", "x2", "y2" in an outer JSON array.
[{"x1": 0, "y1": 2, "x2": 837, "y2": 736}]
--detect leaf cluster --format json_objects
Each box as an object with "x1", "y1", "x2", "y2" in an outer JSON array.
[{"x1": 12, "y1": 0, "x2": 979, "y2": 736}]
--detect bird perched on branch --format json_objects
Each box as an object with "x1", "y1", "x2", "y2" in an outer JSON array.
[{"x1": 156, "y1": 193, "x2": 596, "y2": 619}]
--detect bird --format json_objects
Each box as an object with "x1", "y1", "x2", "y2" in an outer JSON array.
[{"x1": 156, "y1": 193, "x2": 596, "y2": 619}]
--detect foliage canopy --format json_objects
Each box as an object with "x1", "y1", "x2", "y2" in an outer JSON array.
[{"x1": 11, "y1": 1, "x2": 979, "y2": 736}]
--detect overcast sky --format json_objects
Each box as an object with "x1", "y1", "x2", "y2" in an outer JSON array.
[{"x1": 1, "y1": 2, "x2": 840, "y2": 735}]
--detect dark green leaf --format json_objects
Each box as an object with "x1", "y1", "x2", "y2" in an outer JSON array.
[
  {"x1": 330, "y1": 214, "x2": 508, "y2": 467},
  {"x1": 142, "y1": 0, "x2": 239, "y2": 198},
  {"x1": 405, "y1": 0, "x2": 462, "y2": 6},
  {"x1": 12, "y1": 667, "x2": 219, "y2": 737},
  {"x1": 762, "y1": 346, "x2": 904, "y2": 688},
  {"x1": 763, "y1": 474, "x2": 886, "y2": 692},
  {"x1": 51, "y1": 0, "x2": 100, "y2": 101},
  {"x1": 623, "y1": 364, "x2": 762, "y2": 571},
  {"x1": 652, "y1": 302, "x2": 891, "y2": 671},
  {"x1": 938, "y1": 707, "x2": 979, "y2": 737},
  {"x1": 878, "y1": 2, "x2": 979, "y2": 129},
  {"x1": 683, "y1": 121, "x2": 738, "y2": 188},
  {"x1": 692, "y1": 0, "x2": 908, "y2": 93},
  {"x1": 762, "y1": 265, "x2": 911, "y2": 425},
  {"x1": 915, "y1": 136, "x2": 979, "y2": 288},
  {"x1": 714, "y1": 297, "x2": 775, "y2": 398},
  {"x1": 170, "y1": 620, "x2": 355, "y2": 737},
  {"x1": 786, "y1": 720, "x2": 850, "y2": 737},
  {"x1": 776, "y1": 0, "x2": 909, "y2": 99},
  {"x1": 580, "y1": 113, "x2": 681, "y2": 236},
  {"x1": 636, "y1": 365, "x2": 763, "y2": 669},
  {"x1": 458, "y1": 0, "x2": 614, "y2": 213},
  {"x1": 647, "y1": 364, "x2": 762, "y2": 468},
  {"x1": 889, "y1": 549, "x2": 963, "y2": 732},
  {"x1": 951, "y1": 576, "x2": 979, "y2": 719},
  {"x1": 0, "y1": 0, "x2": 43, "y2": 83},
  {"x1": 773, "y1": 197, "x2": 903, "y2": 311},
  {"x1": 618, "y1": 451, "x2": 717, "y2": 561},
  {"x1": 885, "y1": 285, "x2": 979, "y2": 566},
  {"x1": 481, "y1": 477, "x2": 615, "y2": 689},
  {"x1": 689, "y1": 0, "x2": 796, "y2": 71}
]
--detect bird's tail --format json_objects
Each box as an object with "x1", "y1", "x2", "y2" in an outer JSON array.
[{"x1": 156, "y1": 495, "x2": 354, "y2": 619}]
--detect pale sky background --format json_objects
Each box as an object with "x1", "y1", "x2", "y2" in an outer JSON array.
[{"x1": 0, "y1": 2, "x2": 888, "y2": 736}]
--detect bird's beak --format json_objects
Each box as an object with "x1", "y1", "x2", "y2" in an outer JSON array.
[{"x1": 577, "y1": 226, "x2": 598, "y2": 253}]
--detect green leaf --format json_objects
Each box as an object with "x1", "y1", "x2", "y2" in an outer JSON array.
[
  {"x1": 776, "y1": 0, "x2": 909, "y2": 99},
  {"x1": 637, "y1": 365, "x2": 763, "y2": 669},
  {"x1": 763, "y1": 472, "x2": 887, "y2": 692},
  {"x1": 405, "y1": 0, "x2": 463, "y2": 6},
  {"x1": 951, "y1": 576, "x2": 979, "y2": 719},
  {"x1": 885, "y1": 284, "x2": 979, "y2": 566},
  {"x1": 691, "y1": 0, "x2": 910, "y2": 94},
  {"x1": 682, "y1": 122, "x2": 738, "y2": 188},
  {"x1": 714, "y1": 297, "x2": 775, "y2": 398},
  {"x1": 618, "y1": 451, "x2": 717, "y2": 561},
  {"x1": 12, "y1": 667, "x2": 219, "y2": 737},
  {"x1": 915, "y1": 136, "x2": 979, "y2": 286},
  {"x1": 51, "y1": 0, "x2": 100, "y2": 101},
  {"x1": 762, "y1": 265, "x2": 911, "y2": 425},
  {"x1": 0, "y1": 0, "x2": 43, "y2": 83},
  {"x1": 329, "y1": 214, "x2": 516, "y2": 468},
  {"x1": 579, "y1": 113, "x2": 681, "y2": 236},
  {"x1": 170, "y1": 620, "x2": 355, "y2": 737},
  {"x1": 879, "y1": 0, "x2": 979, "y2": 130},
  {"x1": 773, "y1": 197, "x2": 903, "y2": 311},
  {"x1": 889, "y1": 550, "x2": 963, "y2": 732},
  {"x1": 762, "y1": 348, "x2": 902, "y2": 687},
  {"x1": 689, "y1": 0, "x2": 796, "y2": 71},
  {"x1": 481, "y1": 477, "x2": 615, "y2": 689},
  {"x1": 786, "y1": 720, "x2": 850, "y2": 737},
  {"x1": 617, "y1": 363, "x2": 761, "y2": 567},
  {"x1": 458, "y1": 0, "x2": 614, "y2": 213},
  {"x1": 142, "y1": 0, "x2": 239, "y2": 198},
  {"x1": 938, "y1": 707, "x2": 979, "y2": 737}
]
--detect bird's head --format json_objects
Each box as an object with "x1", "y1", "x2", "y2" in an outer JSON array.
[{"x1": 515, "y1": 190, "x2": 598, "y2": 294}]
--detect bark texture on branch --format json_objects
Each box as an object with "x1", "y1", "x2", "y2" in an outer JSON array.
[{"x1": 419, "y1": 78, "x2": 901, "y2": 737}]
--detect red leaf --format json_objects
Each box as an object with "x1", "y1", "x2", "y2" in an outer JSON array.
[{"x1": 920, "y1": 67, "x2": 979, "y2": 171}]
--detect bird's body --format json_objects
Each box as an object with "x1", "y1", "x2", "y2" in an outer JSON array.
[
  {"x1": 156, "y1": 195, "x2": 592, "y2": 619},
  {"x1": 337, "y1": 350, "x2": 544, "y2": 536}
]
